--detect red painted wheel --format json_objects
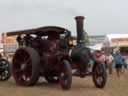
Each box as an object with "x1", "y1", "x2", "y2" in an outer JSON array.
[
  {"x1": 60, "y1": 60, "x2": 72, "y2": 90},
  {"x1": 92, "y1": 61, "x2": 107, "y2": 88},
  {"x1": 12, "y1": 47, "x2": 40, "y2": 86}
]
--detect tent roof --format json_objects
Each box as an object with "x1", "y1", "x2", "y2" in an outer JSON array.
[
  {"x1": 103, "y1": 34, "x2": 128, "y2": 47},
  {"x1": 106, "y1": 34, "x2": 128, "y2": 41}
]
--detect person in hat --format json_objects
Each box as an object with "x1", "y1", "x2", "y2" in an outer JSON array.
[
  {"x1": 16, "y1": 34, "x2": 23, "y2": 47},
  {"x1": 23, "y1": 34, "x2": 32, "y2": 46}
]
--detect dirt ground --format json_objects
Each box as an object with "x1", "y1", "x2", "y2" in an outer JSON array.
[{"x1": 0, "y1": 69, "x2": 128, "y2": 96}]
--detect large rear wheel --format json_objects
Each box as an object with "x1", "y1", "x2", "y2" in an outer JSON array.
[{"x1": 12, "y1": 47, "x2": 40, "y2": 86}]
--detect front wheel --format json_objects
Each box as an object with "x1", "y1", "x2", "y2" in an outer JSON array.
[
  {"x1": 59, "y1": 60, "x2": 72, "y2": 90},
  {"x1": 92, "y1": 61, "x2": 107, "y2": 88}
]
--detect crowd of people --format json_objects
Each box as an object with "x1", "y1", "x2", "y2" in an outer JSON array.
[{"x1": 93, "y1": 49, "x2": 128, "y2": 77}]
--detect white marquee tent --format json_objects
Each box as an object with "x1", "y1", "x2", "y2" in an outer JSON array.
[{"x1": 103, "y1": 34, "x2": 128, "y2": 47}]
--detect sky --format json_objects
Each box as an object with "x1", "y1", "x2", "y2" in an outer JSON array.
[{"x1": 0, "y1": 0, "x2": 128, "y2": 36}]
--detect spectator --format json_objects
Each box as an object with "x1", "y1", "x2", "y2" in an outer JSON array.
[
  {"x1": 125, "y1": 56, "x2": 128, "y2": 69},
  {"x1": 114, "y1": 50, "x2": 124, "y2": 77},
  {"x1": 122, "y1": 56, "x2": 127, "y2": 73},
  {"x1": 105, "y1": 54, "x2": 114, "y2": 74}
]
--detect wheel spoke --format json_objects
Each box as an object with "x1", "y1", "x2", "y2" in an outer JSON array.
[
  {"x1": 97, "y1": 77, "x2": 103, "y2": 85},
  {"x1": 22, "y1": 74, "x2": 31, "y2": 81},
  {"x1": 17, "y1": 52, "x2": 24, "y2": 60},
  {"x1": 24, "y1": 58, "x2": 31, "y2": 64},
  {"x1": 0, "y1": 71, "x2": 8, "y2": 80},
  {"x1": 14, "y1": 69, "x2": 24, "y2": 75}
]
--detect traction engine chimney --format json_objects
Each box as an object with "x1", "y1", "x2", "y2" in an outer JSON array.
[{"x1": 75, "y1": 16, "x2": 85, "y2": 45}]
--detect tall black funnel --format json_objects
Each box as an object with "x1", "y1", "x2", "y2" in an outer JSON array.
[{"x1": 75, "y1": 16, "x2": 85, "y2": 45}]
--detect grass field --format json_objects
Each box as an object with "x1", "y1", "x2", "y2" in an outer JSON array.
[{"x1": 0, "y1": 69, "x2": 127, "y2": 96}]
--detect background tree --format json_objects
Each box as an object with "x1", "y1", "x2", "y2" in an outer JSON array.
[{"x1": 83, "y1": 30, "x2": 89, "y2": 46}]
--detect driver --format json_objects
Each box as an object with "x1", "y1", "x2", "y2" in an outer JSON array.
[
  {"x1": 23, "y1": 34, "x2": 32, "y2": 46},
  {"x1": 16, "y1": 34, "x2": 23, "y2": 47}
]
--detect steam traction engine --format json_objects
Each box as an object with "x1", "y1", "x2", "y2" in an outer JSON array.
[{"x1": 7, "y1": 16, "x2": 107, "y2": 90}]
